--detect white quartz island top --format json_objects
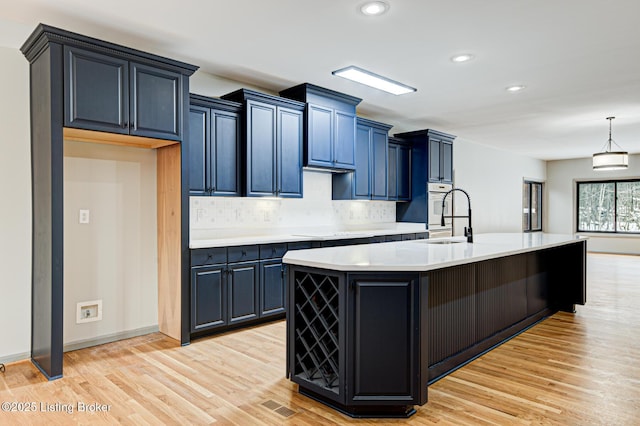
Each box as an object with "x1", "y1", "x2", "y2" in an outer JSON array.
[{"x1": 282, "y1": 233, "x2": 585, "y2": 272}]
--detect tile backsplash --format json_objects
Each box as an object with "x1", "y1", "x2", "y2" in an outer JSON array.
[{"x1": 190, "y1": 171, "x2": 396, "y2": 231}]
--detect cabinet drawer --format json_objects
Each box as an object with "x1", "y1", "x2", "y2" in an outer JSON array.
[
  {"x1": 287, "y1": 241, "x2": 313, "y2": 251},
  {"x1": 191, "y1": 248, "x2": 227, "y2": 266},
  {"x1": 402, "y1": 233, "x2": 417, "y2": 241},
  {"x1": 228, "y1": 245, "x2": 259, "y2": 263},
  {"x1": 415, "y1": 232, "x2": 429, "y2": 240},
  {"x1": 384, "y1": 234, "x2": 403, "y2": 242},
  {"x1": 368, "y1": 236, "x2": 386, "y2": 244},
  {"x1": 260, "y1": 243, "x2": 288, "y2": 259}
]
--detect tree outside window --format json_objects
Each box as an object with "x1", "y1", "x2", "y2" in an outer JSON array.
[{"x1": 577, "y1": 180, "x2": 640, "y2": 233}]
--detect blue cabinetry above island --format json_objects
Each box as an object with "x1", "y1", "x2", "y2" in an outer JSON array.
[
  {"x1": 222, "y1": 89, "x2": 305, "y2": 198},
  {"x1": 280, "y1": 83, "x2": 362, "y2": 171}
]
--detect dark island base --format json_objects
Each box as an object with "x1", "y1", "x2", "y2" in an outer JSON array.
[
  {"x1": 287, "y1": 240, "x2": 587, "y2": 418},
  {"x1": 299, "y1": 387, "x2": 417, "y2": 418},
  {"x1": 428, "y1": 307, "x2": 555, "y2": 384}
]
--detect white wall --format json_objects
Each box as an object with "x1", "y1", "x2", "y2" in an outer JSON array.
[
  {"x1": 63, "y1": 141, "x2": 158, "y2": 349},
  {"x1": 547, "y1": 156, "x2": 640, "y2": 254},
  {"x1": 0, "y1": 46, "x2": 31, "y2": 362},
  {"x1": 453, "y1": 138, "x2": 547, "y2": 235}
]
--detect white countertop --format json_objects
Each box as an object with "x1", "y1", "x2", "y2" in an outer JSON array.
[
  {"x1": 282, "y1": 233, "x2": 586, "y2": 272},
  {"x1": 189, "y1": 222, "x2": 428, "y2": 249}
]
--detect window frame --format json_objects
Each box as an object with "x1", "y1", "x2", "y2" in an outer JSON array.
[
  {"x1": 523, "y1": 180, "x2": 543, "y2": 233},
  {"x1": 576, "y1": 179, "x2": 640, "y2": 235}
]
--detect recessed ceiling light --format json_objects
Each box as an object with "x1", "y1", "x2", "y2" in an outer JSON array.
[
  {"x1": 360, "y1": 1, "x2": 390, "y2": 16},
  {"x1": 332, "y1": 65, "x2": 416, "y2": 95},
  {"x1": 506, "y1": 85, "x2": 526, "y2": 92},
  {"x1": 451, "y1": 54, "x2": 474, "y2": 63}
]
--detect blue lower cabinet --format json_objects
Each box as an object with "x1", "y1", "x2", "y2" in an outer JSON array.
[
  {"x1": 260, "y1": 259, "x2": 285, "y2": 317},
  {"x1": 228, "y1": 261, "x2": 260, "y2": 325},
  {"x1": 191, "y1": 264, "x2": 227, "y2": 332}
]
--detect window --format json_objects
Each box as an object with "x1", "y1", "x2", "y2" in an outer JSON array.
[
  {"x1": 523, "y1": 181, "x2": 543, "y2": 232},
  {"x1": 577, "y1": 180, "x2": 640, "y2": 233}
]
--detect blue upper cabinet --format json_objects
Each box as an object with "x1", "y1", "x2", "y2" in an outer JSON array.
[
  {"x1": 280, "y1": 83, "x2": 361, "y2": 171},
  {"x1": 427, "y1": 134, "x2": 454, "y2": 184},
  {"x1": 307, "y1": 104, "x2": 333, "y2": 167},
  {"x1": 64, "y1": 46, "x2": 183, "y2": 141},
  {"x1": 332, "y1": 117, "x2": 392, "y2": 200},
  {"x1": 277, "y1": 106, "x2": 304, "y2": 197},
  {"x1": 394, "y1": 129, "x2": 456, "y2": 223},
  {"x1": 388, "y1": 137, "x2": 412, "y2": 202},
  {"x1": 222, "y1": 89, "x2": 305, "y2": 198},
  {"x1": 188, "y1": 94, "x2": 242, "y2": 196}
]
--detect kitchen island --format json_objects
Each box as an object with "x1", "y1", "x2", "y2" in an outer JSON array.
[{"x1": 283, "y1": 233, "x2": 586, "y2": 418}]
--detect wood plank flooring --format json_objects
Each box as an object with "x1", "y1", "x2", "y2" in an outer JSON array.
[{"x1": 1, "y1": 253, "x2": 639, "y2": 424}]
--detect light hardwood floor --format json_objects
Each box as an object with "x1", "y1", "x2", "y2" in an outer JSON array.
[{"x1": 1, "y1": 253, "x2": 639, "y2": 425}]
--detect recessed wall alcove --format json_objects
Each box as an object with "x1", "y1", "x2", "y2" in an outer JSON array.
[{"x1": 21, "y1": 24, "x2": 197, "y2": 379}]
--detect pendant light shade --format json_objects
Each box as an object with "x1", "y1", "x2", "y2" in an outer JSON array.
[{"x1": 593, "y1": 117, "x2": 629, "y2": 171}]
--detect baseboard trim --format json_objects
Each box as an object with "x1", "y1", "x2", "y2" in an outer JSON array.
[
  {"x1": 0, "y1": 351, "x2": 31, "y2": 365},
  {"x1": 63, "y1": 325, "x2": 160, "y2": 353}
]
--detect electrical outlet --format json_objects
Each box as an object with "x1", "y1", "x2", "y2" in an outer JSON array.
[
  {"x1": 76, "y1": 300, "x2": 102, "y2": 323},
  {"x1": 79, "y1": 209, "x2": 90, "y2": 224}
]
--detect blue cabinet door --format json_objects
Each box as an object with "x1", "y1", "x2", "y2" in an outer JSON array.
[
  {"x1": 347, "y1": 275, "x2": 419, "y2": 405},
  {"x1": 334, "y1": 110, "x2": 356, "y2": 170},
  {"x1": 388, "y1": 144, "x2": 398, "y2": 200},
  {"x1": 212, "y1": 109, "x2": 241, "y2": 196},
  {"x1": 260, "y1": 259, "x2": 285, "y2": 317},
  {"x1": 188, "y1": 106, "x2": 210, "y2": 196},
  {"x1": 277, "y1": 106, "x2": 303, "y2": 198},
  {"x1": 130, "y1": 62, "x2": 182, "y2": 141},
  {"x1": 428, "y1": 139, "x2": 442, "y2": 182},
  {"x1": 371, "y1": 128, "x2": 388, "y2": 200},
  {"x1": 228, "y1": 261, "x2": 260, "y2": 325},
  {"x1": 307, "y1": 103, "x2": 334, "y2": 168},
  {"x1": 246, "y1": 100, "x2": 277, "y2": 196},
  {"x1": 397, "y1": 144, "x2": 411, "y2": 201},
  {"x1": 442, "y1": 141, "x2": 453, "y2": 183},
  {"x1": 64, "y1": 46, "x2": 129, "y2": 134},
  {"x1": 354, "y1": 125, "x2": 371, "y2": 199},
  {"x1": 191, "y1": 265, "x2": 227, "y2": 332}
]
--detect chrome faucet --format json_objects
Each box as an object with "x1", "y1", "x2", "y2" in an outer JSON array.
[{"x1": 441, "y1": 188, "x2": 473, "y2": 243}]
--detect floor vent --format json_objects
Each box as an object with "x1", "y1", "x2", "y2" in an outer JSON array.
[
  {"x1": 261, "y1": 400, "x2": 296, "y2": 417},
  {"x1": 261, "y1": 400, "x2": 280, "y2": 410},
  {"x1": 274, "y1": 406, "x2": 296, "y2": 417}
]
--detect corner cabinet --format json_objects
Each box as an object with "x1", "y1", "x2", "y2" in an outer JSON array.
[
  {"x1": 188, "y1": 94, "x2": 242, "y2": 196},
  {"x1": 288, "y1": 267, "x2": 420, "y2": 417},
  {"x1": 388, "y1": 137, "x2": 411, "y2": 201},
  {"x1": 332, "y1": 118, "x2": 392, "y2": 200},
  {"x1": 64, "y1": 46, "x2": 183, "y2": 141},
  {"x1": 222, "y1": 89, "x2": 305, "y2": 198},
  {"x1": 280, "y1": 83, "x2": 362, "y2": 171},
  {"x1": 395, "y1": 129, "x2": 456, "y2": 223}
]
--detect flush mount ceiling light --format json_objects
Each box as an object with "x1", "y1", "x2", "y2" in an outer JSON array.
[
  {"x1": 332, "y1": 65, "x2": 416, "y2": 95},
  {"x1": 593, "y1": 116, "x2": 629, "y2": 171},
  {"x1": 506, "y1": 85, "x2": 526, "y2": 92},
  {"x1": 451, "y1": 53, "x2": 475, "y2": 63},
  {"x1": 360, "y1": 1, "x2": 389, "y2": 16}
]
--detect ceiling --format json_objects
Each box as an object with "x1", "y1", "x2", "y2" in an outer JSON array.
[{"x1": 2, "y1": 0, "x2": 640, "y2": 161}]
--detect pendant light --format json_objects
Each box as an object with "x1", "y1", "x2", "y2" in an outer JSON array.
[{"x1": 592, "y1": 117, "x2": 629, "y2": 171}]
